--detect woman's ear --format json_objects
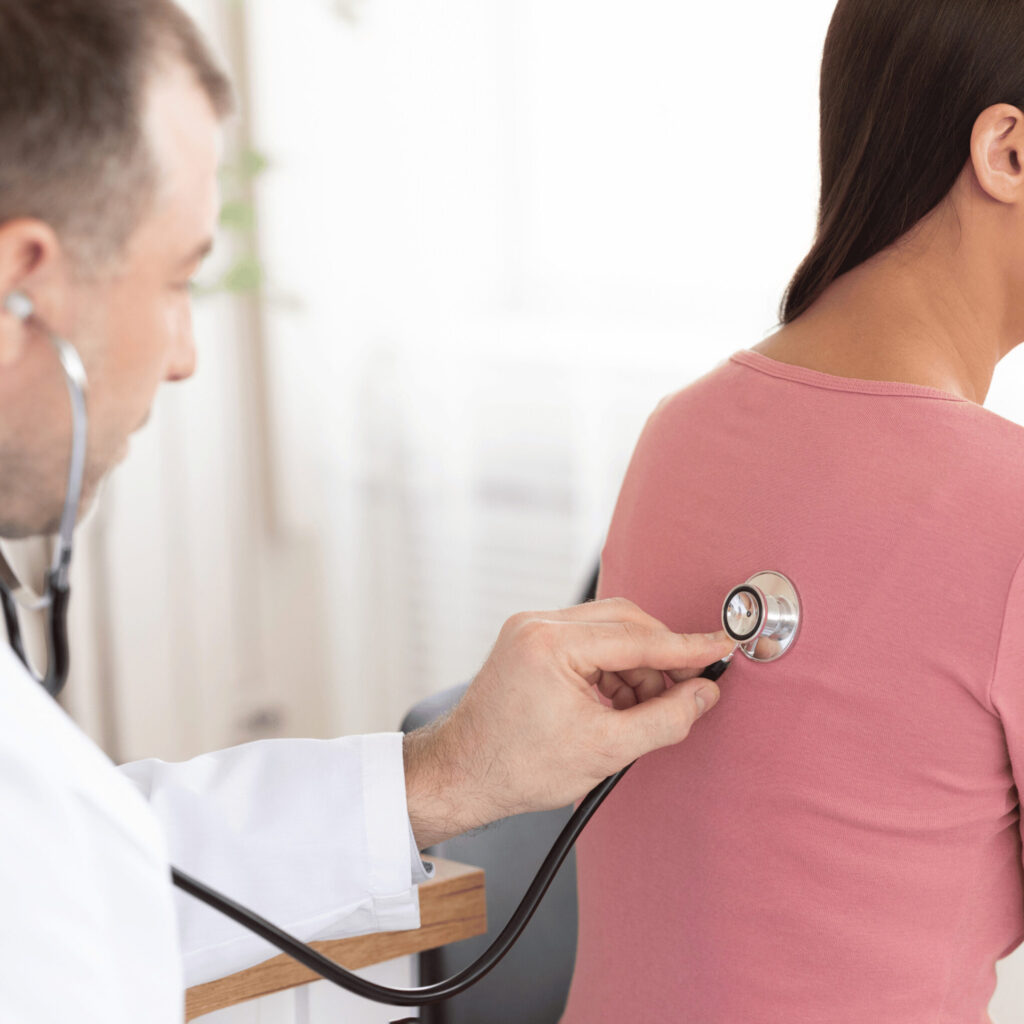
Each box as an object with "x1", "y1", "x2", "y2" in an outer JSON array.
[{"x1": 971, "y1": 104, "x2": 1024, "y2": 203}]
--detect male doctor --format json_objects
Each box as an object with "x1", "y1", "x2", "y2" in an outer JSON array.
[{"x1": 0, "y1": 1, "x2": 733, "y2": 1020}]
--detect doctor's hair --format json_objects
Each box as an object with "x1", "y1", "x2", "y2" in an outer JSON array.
[
  {"x1": 780, "y1": 0, "x2": 1024, "y2": 325},
  {"x1": 0, "y1": 0, "x2": 234, "y2": 272}
]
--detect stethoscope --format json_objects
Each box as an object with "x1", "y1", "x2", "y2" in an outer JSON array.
[
  {"x1": 0, "y1": 289, "x2": 802, "y2": 1014},
  {"x1": 0, "y1": 291, "x2": 85, "y2": 699}
]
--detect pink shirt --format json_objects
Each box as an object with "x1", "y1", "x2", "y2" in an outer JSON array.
[{"x1": 561, "y1": 349, "x2": 1024, "y2": 1023}]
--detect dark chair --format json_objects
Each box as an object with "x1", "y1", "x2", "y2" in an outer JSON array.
[{"x1": 400, "y1": 562, "x2": 599, "y2": 1024}]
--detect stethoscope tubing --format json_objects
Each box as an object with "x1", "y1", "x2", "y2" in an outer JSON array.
[
  {"x1": 1, "y1": 290, "x2": 741, "y2": 1009},
  {"x1": 172, "y1": 656, "x2": 731, "y2": 1007},
  {"x1": 173, "y1": 761, "x2": 635, "y2": 1006},
  {"x1": 0, "y1": 292, "x2": 87, "y2": 698}
]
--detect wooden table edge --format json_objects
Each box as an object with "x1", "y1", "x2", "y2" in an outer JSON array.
[{"x1": 185, "y1": 858, "x2": 486, "y2": 1021}]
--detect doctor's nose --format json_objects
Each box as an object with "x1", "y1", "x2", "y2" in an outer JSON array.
[{"x1": 165, "y1": 329, "x2": 197, "y2": 383}]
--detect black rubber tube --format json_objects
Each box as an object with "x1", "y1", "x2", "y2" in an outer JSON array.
[{"x1": 172, "y1": 658, "x2": 730, "y2": 1006}]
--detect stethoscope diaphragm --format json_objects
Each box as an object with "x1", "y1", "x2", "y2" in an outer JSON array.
[{"x1": 722, "y1": 570, "x2": 800, "y2": 662}]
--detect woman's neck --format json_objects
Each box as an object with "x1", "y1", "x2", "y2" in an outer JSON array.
[{"x1": 756, "y1": 204, "x2": 1016, "y2": 406}]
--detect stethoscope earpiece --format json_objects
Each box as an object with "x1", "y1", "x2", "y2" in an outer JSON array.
[
  {"x1": 722, "y1": 570, "x2": 800, "y2": 662},
  {"x1": 4, "y1": 289, "x2": 35, "y2": 322}
]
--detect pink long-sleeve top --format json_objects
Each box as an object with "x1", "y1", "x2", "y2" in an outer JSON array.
[{"x1": 561, "y1": 348, "x2": 1024, "y2": 1023}]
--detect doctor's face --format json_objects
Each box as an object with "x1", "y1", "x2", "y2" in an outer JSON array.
[{"x1": 0, "y1": 60, "x2": 222, "y2": 538}]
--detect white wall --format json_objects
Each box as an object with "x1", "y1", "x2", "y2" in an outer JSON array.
[{"x1": 242, "y1": 0, "x2": 828, "y2": 740}]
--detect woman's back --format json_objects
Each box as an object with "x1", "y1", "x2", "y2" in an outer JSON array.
[{"x1": 562, "y1": 348, "x2": 1024, "y2": 1023}]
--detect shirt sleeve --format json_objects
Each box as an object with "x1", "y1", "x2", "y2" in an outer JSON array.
[
  {"x1": 119, "y1": 731, "x2": 432, "y2": 987},
  {"x1": 987, "y1": 550, "x2": 1024, "y2": 887}
]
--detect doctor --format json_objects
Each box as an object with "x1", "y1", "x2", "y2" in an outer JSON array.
[{"x1": 0, "y1": 1, "x2": 733, "y2": 1020}]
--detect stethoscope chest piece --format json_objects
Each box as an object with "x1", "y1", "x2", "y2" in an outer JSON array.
[{"x1": 722, "y1": 570, "x2": 800, "y2": 662}]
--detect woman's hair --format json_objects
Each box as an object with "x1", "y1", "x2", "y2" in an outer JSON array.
[{"x1": 780, "y1": 0, "x2": 1024, "y2": 325}]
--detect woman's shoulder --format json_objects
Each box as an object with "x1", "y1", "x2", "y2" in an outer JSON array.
[{"x1": 642, "y1": 347, "x2": 1024, "y2": 518}]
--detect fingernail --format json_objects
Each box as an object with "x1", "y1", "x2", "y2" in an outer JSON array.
[
  {"x1": 705, "y1": 630, "x2": 731, "y2": 643},
  {"x1": 695, "y1": 686, "x2": 718, "y2": 715}
]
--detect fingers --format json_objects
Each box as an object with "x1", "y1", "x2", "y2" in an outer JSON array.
[
  {"x1": 506, "y1": 600, "x2": 735, "y2": 681},
  {"x1": 596, "y1": 666, "x2": 668, "y2": 707},
  {"x1": 549, "y1": 619, "x2": 736, "y2": 681},
  {"x1": 608, "y1": 678, "x2": 721, "y2": 759},
  {"x1": 630, "y1": 666, "x2": 669, "y2": 703},
  {"x1": 508, "y1": 596, "x2": 690, "y2": 631}
]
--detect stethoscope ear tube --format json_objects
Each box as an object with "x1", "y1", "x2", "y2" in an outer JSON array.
[{"x1": 0, "y1": 291, "x2": 86, "y2": 699}]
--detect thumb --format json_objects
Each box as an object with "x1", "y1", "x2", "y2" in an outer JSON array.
[{"x1": 610, "y1": 679, "x2": 720, "y2": 759}]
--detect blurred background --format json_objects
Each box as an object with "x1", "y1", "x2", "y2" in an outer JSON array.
[
  {"x1": 10, "y1": 0, "x2": 1024, "y2": 1018},
  {"x1": 61, "y1": 0, "x2": 857, "y2": 763}
]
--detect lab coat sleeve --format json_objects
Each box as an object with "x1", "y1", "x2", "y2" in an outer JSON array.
[{"x1": 119, "y1": 731, "x2": 433, "y2": 988}]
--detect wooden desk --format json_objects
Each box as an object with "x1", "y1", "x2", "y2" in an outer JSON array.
[{"x1": 185, "y1": 858, "x2": 486, "y2": 1020}]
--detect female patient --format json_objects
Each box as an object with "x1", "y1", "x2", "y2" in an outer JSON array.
[{"x1": 562, "y1": 2, "x2": 1024, "y2": 1021}]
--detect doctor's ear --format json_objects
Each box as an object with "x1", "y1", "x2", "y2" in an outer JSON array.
[{"x1": 0, "y1": 218, "x2": 64, "y2": 367}]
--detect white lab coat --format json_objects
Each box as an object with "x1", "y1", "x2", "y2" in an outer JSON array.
[{"x1": 0, "y1": 642, "x2": 432, "y2": 1023}]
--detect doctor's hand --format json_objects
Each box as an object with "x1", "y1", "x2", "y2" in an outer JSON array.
[{"x1": 403, "y1": 597, "x2": 736, "y2": 849}]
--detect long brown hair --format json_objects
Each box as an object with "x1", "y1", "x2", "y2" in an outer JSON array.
[{"x1": 780, "y1": 0, "x2": 1024, "y2": 325}]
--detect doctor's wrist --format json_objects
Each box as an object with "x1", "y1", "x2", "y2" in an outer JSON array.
[{"x1": 403, "y1": 715, "x2": 507, "y2": 850}]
